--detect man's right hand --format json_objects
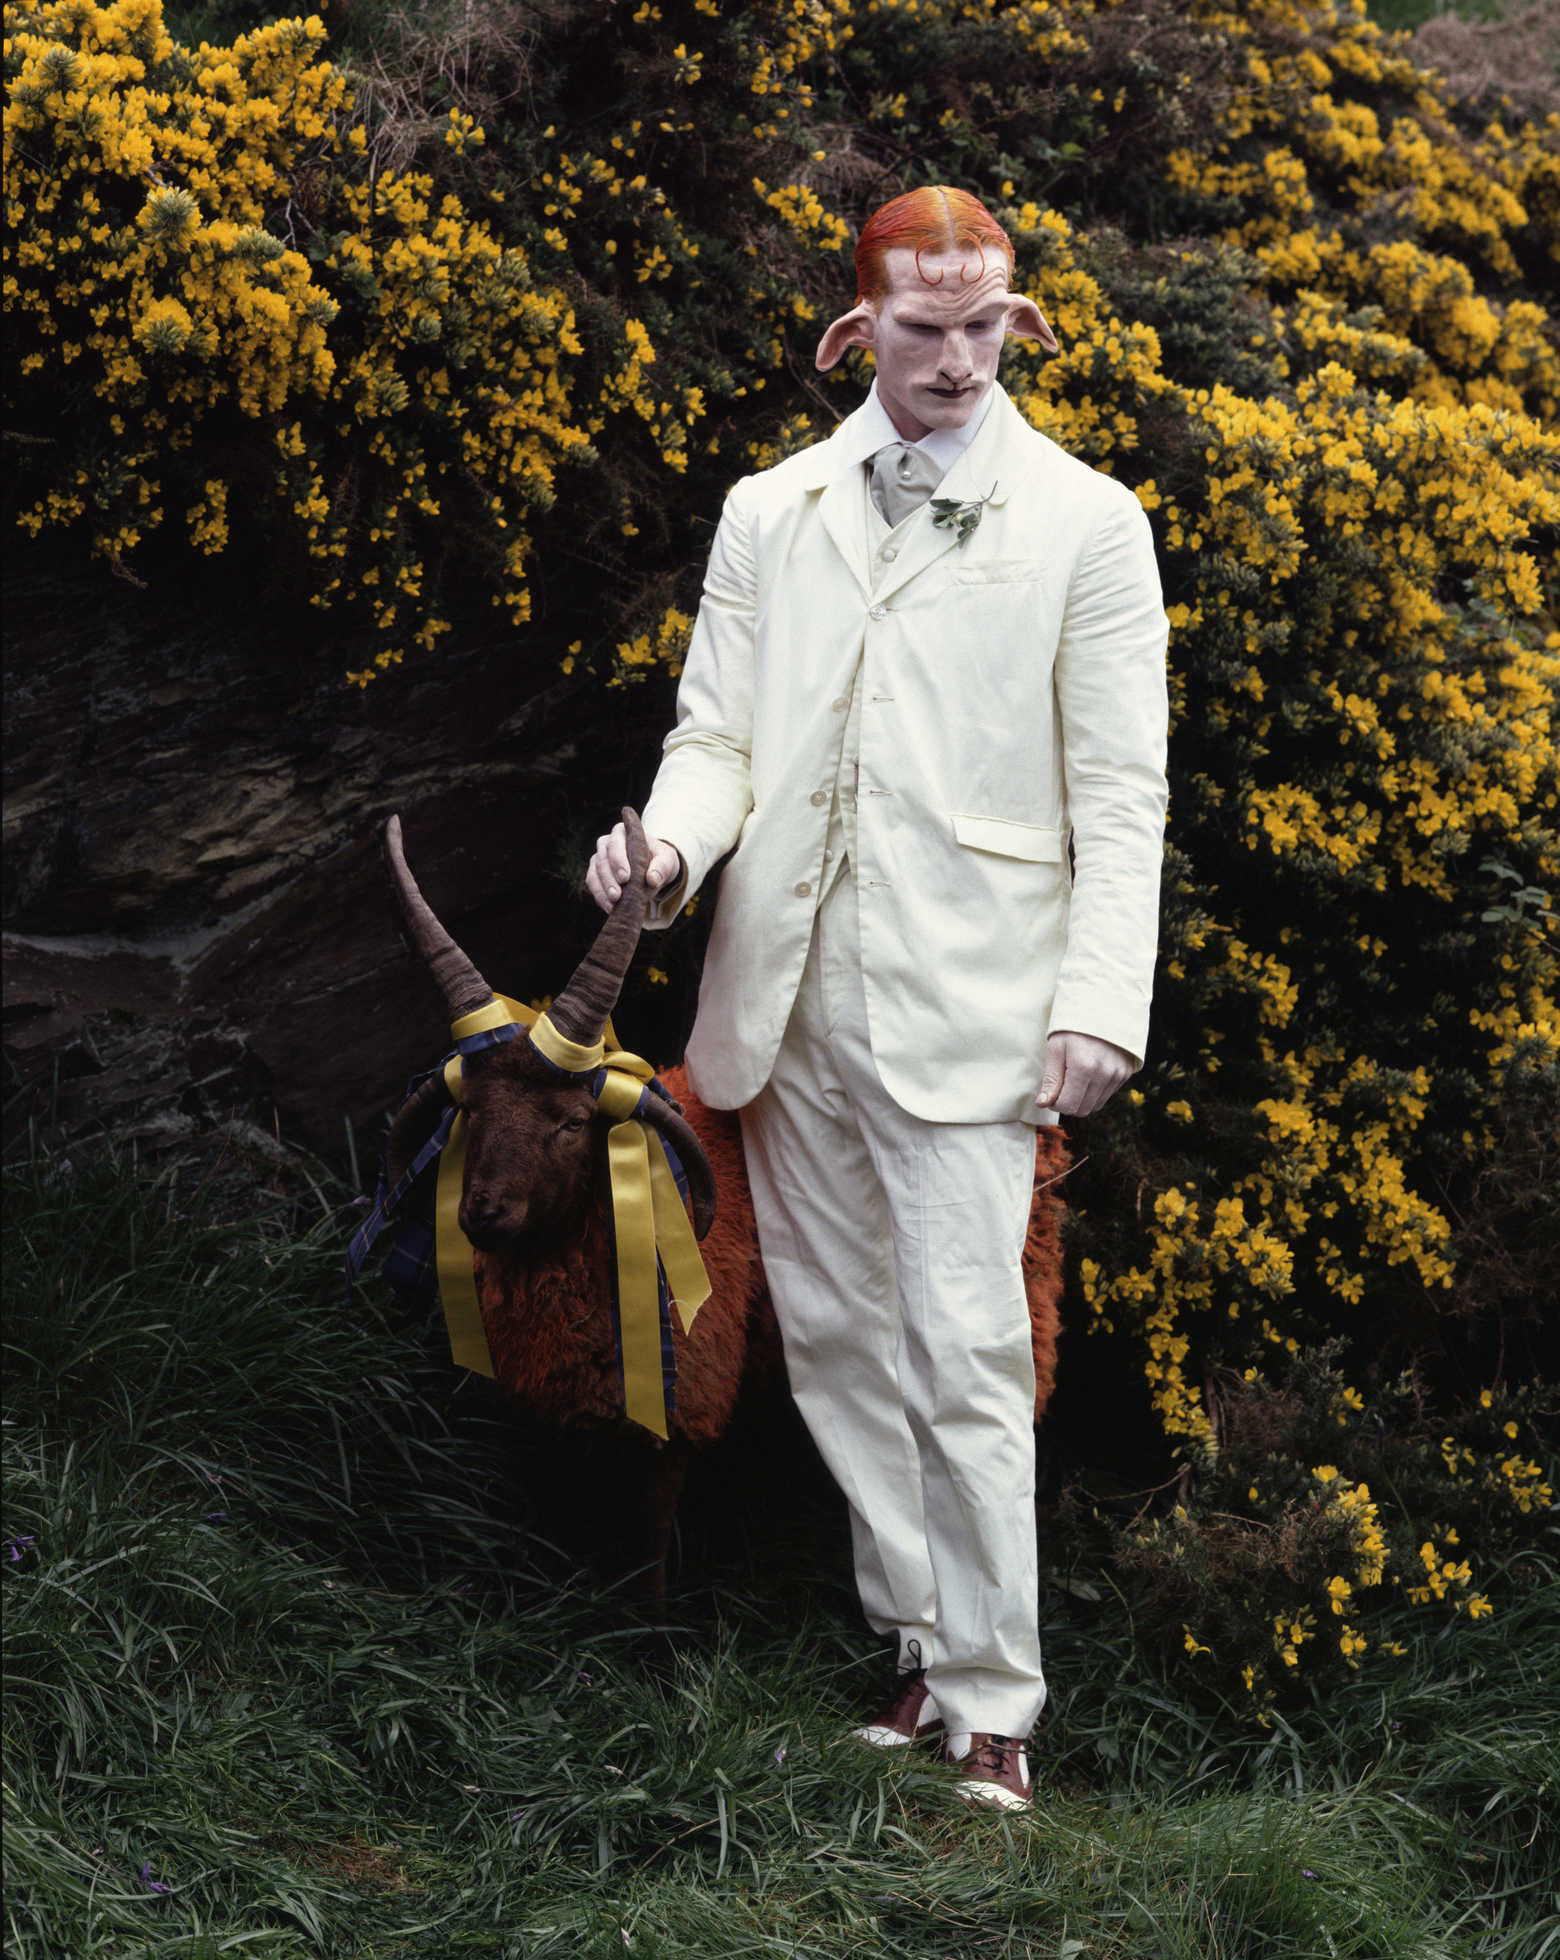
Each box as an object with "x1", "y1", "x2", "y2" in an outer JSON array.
[{"x1": 586, "y1": 822, "x2": 684, "y2": 915}]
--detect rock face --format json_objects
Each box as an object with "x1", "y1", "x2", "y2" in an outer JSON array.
[{"x1": 3, "y1": 553, "x2": 690, "y2": 1168}]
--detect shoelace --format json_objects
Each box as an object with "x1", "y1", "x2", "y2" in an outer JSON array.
[
  {"x1": 885, "y1": 1638, "x2": 929, "y2": 1718},
  {"x1": 968, "y1": 1734, "x2": 1024, "y2": 1777},
  {"x1": 885, "y1": 1668, "x2": 928, "y2": 1717}
]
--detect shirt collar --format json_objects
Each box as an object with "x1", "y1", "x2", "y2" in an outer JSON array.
[{"x1": 860, "y1": 378, "x2": 996, "y2": 472}]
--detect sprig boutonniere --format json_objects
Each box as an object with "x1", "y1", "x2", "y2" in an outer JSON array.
[{"x1": 929, "y1": 480, "x2": 998, "y2": 548}]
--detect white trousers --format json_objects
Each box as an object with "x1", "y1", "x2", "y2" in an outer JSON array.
[{"x1": 738, "y1": 870, "x2": 1047, "y2": 1738}]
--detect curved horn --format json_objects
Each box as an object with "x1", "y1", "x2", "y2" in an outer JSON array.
[
  {"x1": 548, "y1": 806, "x2": 651, "y2": 1046},
  {"x1": 635, "y1": 1093, "x2": 718, "y2": 1241},
  {"x1": 383, "y1": 814, "x2": 497, "y2": 1024},
  {"x1": 384, "y1": 1072, "x2": 451, "y2": 1194}
]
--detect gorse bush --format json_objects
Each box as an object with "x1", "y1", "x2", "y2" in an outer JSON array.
[
  {"x1": 1103, "y1": 1344, "x2": 1554, "y2": 1720},
  {"x1": 5, "y1": 0, "x2": 1556, "y2": 1704},
  {"x1": 2, "y1": 0, "x2": 604, "y2": 677}
]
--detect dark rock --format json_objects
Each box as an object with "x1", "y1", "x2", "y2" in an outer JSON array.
[{"x1": 4, "y1": 548, "x2": 685, "y2": 1167}]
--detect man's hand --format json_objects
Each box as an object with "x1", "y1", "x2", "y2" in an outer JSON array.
[
  {"x1": 586, "y1": 822, "x2": 683, "y2": 915},
  {"x1": 1035, "y1": 1030, "x2": 1134, "y2": 1117}
]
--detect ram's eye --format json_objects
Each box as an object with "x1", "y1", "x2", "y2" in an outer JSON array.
[{"x1": 558, "y1": 1116, "x2": 589, "y2": 1135}]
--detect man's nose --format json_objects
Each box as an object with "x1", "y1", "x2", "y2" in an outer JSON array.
[{"x1": 938, "y1": 333, "x2": 972, "y2": 377}]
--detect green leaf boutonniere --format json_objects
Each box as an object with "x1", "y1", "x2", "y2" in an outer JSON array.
[{"x1": 929, "y1": 481, "x2": 998, "y2": 548}]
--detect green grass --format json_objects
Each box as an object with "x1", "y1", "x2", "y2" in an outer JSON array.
[{"x1": 4, "y1": 1144, "x2": 1557, "y2": 1959}]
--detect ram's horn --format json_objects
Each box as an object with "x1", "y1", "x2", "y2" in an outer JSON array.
[
  {"x1": 636, "y1": 1091, "x2": 718, "y2": 1239},
  {"x1": 384, "y1": 1072, "x2": 452, "y2": 1192},
  {"x1": 547, "y1": 806, "x2": 652, "y2": 1046},
  {"x1": 383, "y1": 814, "x2": 497, "y2": 1024}
]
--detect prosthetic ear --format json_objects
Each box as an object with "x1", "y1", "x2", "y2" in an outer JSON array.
[
  {"x1": 815, "y1": 302, "x2": 877, "y2": 372},
  {"x1": 1004, "y1": 294, "x2": 1060, "y2": 355}
]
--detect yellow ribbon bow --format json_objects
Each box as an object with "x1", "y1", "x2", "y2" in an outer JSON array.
[{"x1": 435, "y1": 995, "x2": 711, "y2": 1441}]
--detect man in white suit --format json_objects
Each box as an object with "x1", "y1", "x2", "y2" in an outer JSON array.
[{"x1": 587, "y1": 187, "x2": 1168, "y2": 1810}]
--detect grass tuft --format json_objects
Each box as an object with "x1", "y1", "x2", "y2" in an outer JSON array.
[{"x1": 5, "y1": 1143, "x2": 1557, "y2": 1957}]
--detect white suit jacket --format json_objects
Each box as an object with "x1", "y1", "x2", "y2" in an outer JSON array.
[{"x1": 641, "y1": 381, "x2": 1170, "y2": 1124}]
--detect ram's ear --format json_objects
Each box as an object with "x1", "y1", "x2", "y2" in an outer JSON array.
[
  {"x1": 816, "y1": 302, "x2": 877, "y2": 372},
  {"x1": 1005, "y1": 294, "x2": 1059, "y2": 354}
]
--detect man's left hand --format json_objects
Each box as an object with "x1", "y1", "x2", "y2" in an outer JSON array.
[{"x1": 1035, "y1": 1031, "x2": 1135, "y2": 1117}]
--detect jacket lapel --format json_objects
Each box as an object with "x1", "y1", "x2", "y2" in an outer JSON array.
[
  {"x1": 869, "y1": 386, "x2": 1018, "y2": 606},
  {"x1": 799, "y1": 402, "x2": 882, "y2": 601},
  {"x1": 816, "y1": 470, "x2": 872, "y2": 602},
  {"x1": 800, "y1": 385, "x2": 1031, "y2": 603}
]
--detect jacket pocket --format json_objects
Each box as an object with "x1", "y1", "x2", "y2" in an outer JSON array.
[
  {"x1": 951, "y1": 559, "x2": 1046, "y2": 585},
  {"x1": 950, "y1": 814, "x2": 1065, "y2": 862}
]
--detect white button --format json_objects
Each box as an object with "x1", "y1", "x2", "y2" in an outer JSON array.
[
  {"x1": 794, "y1": 880, "x2": 812, "y2": 898},
  {"x1": 823, "y1": 849, "x2": 834, "y2": 861},
  {"x1": 832, "y1": 696, "x2": 849, "y2": 713},
  {"x1": 869, "y1": 604, "x2": 886, "y2": 621},
  {"x1": 882, "y1": 545, "x2": 898, "y2": 561},
  {"x1": 809, "y1": 789, "x2": 827, "y2": 807}
]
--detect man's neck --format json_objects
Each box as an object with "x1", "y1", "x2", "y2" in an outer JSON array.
[{"x1": 864, "y1": 379, "x2": 996, "y2": 462}]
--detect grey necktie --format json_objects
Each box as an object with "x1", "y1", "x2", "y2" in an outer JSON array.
[{"x1": 868, "y1": 442, "x2": 944, "y2": 527}]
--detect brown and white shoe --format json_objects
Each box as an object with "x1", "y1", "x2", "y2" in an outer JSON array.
[
  {"x1": 943, "y1": 1731, "x2": 1033, "y2": 1811},
  {"x1": 851, "y1": 1666, "x2": 946, "y2": 1750}
]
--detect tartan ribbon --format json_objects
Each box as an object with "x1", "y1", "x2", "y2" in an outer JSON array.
[{"x1": 345, "y1": 995, "x2": 711, "y2": 1440}]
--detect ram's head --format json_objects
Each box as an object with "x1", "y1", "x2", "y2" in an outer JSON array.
[{"x1": 382, "y1": 809, "x2": 716, "y2": 1252}]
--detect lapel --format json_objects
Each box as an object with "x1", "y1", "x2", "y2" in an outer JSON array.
[
  {"x1": 869, "y1": 385, "x2": 1018, "y2": 607},
  {"x1": 798, "y1": 404, "x2": 877, "y2": 602},
  {"x1": 796, "y1": 383, "x2": 1029, "y2": 604}
]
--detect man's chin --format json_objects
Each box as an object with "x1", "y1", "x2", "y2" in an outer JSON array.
[{"x1": 921, "y1": 387, "x2": 982, "y2": 424}]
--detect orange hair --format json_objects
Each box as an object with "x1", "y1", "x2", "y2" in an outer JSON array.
[{"x1": 854, "y1": 186, "x2": 1014, "y2": 306}]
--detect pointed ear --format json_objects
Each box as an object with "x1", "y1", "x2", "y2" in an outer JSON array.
[
  {"x1": 815, "y1": 302, "x2": 877, "y2": 372},
  {"x1": 1004, "y1": 294, "x2": 1059, "y2": 355}
]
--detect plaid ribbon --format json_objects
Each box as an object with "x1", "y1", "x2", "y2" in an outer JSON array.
[{"x1": 344, "y1": 1004, "x2": 701, "y2": 1438}]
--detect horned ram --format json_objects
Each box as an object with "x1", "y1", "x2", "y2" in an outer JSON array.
[{"x1": 372, "y1": 809, "x2": 1067, "y2": 1615}]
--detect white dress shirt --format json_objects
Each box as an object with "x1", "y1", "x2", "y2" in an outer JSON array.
[{"x1": 856, "y1": 378, "x2": 997, "y2": 476}]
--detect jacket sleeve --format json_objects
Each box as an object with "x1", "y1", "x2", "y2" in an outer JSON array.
[
  {"x1": 1046, "y1": 480, "x2": 1170, "y2": 1066},
  {"x1": 640, "y1": 476, "x2": 759, "y2": 930}
]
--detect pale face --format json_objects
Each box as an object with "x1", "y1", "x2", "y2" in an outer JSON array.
[{"x1": 870, "y1": 246, "x2": 1016, "y2": 440}]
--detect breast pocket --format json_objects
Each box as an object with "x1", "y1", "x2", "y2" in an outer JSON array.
[{"x1": 951, "y1": 560, "x2": 1046, "y2": 586}]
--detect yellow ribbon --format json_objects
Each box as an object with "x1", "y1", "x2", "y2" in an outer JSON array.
[
  {"x1": 435, "y1": 995, "x2": 711, "y2": 1439},
  {"x1": 434, "y1": 1050, "x2": 493, "y2": 1378},
  {"x1": 527, "y1": 1009, "x2": 606, "y2": 1075}
]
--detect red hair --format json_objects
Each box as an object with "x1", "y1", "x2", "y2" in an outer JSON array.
[{"x1": 854, "y1": 186, "x2": 1014, "y2": 306}]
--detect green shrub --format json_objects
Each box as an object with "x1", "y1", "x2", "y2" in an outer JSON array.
[{"x1": 5, "y1": 0, "x2": 1556, "y2": 1701}]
